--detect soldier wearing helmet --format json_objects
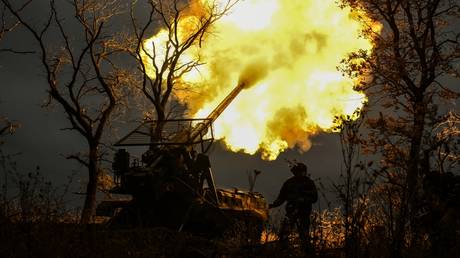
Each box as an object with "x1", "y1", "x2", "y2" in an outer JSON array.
[{"x1": 269, "y1": 162, "x2": 318, "y2": 246}]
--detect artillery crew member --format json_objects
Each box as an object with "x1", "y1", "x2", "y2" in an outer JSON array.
[{"x1": 269, "y1": 162, "x2": 318, "y2": 245}]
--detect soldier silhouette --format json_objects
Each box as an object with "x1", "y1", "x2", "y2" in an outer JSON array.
[{"x1": 269, "y1": 162, "x2": 318, "y2": 247}]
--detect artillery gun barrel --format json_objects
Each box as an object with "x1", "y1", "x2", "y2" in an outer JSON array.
[
  {"x1": 176, "y1": 82, "x2": 247, "y2": 144},
  {"x1": 205, "y1": 82, "x2": 247, "y2": 122}
]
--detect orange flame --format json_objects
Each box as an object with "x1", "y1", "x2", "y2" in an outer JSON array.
[{"x1": 142, "y1": 0, "x2": 379, "y2": 160}]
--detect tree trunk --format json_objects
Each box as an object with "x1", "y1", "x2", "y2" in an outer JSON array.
[
  {"x1": 150, "y1": 105, "x2": 166, "y2": 149},
  {"x1": 80, "y1": 145, "x2": 99, "y2": 224},
  {"x1": 393, "y1": 98, "x2": 426, "y2": 257},
  {"x1": 407, "y1": 99, "x2": 425, "y2": 209}
]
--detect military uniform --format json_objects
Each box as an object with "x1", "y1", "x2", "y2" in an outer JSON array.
[{"x1": 270, "y1": 163, "x2": 318, "y2": 245}]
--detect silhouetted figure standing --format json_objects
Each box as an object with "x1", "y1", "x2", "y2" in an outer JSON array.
[{"x1": 269, "y1": 162, "x2": 318, "y2": 248}]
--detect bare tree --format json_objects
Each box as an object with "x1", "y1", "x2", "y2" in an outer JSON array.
[
  {"x1": 130, "y1": 0, "x2": 238, "y2": 142},
  {"x1": 340, "y1": 0, "x2": 460, "y2": 256},
  {"x1": 333, "y1": 111, "x2": 377, "y2": 258},
  {"x1": 1, "y1": 0, "x2": 134, "y2": 223}
]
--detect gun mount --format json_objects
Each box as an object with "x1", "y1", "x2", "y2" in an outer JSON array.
[
  {"x1": 114, "y1": 81, "x2": 248, "y2": 148},
  {"x1": 98, "y1": 82, "x2": 268, "y2": 240}
]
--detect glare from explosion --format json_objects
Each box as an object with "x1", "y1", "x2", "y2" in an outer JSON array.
[{"x1": 141, "y1": 0, "x2": 379, "y2": 160}]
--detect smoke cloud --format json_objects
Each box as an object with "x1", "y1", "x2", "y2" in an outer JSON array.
[
  {"x1": 238, "y1": 60, "x2": 270, "y2": 88},
  {"x1": 143, "y1": 0, "x2": 377, "y2": 160}
]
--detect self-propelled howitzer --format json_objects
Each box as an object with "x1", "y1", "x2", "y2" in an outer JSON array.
[{"x1": 97, "y1": 82, "x2": 267, "y2": 240}]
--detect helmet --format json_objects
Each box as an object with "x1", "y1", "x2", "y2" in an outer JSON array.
[{"x1": 290, "y1": 162, "x2": 307, "y2": 176}]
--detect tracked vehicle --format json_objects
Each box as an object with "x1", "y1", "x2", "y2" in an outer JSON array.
[{"x1": 97, "y1": 83, "x2": 268, "y2": 239}]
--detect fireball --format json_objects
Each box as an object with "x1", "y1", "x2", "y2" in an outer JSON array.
[{"x1": 142, "y1": 0, "x2": 378, "y2": 160}]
